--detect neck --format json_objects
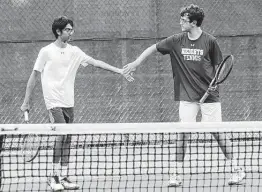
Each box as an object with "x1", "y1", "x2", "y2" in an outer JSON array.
[
  {"x1": 54, "y1": 38, "x2": 67, "y2": 48},
  {"x1": 187, "y1": 27, "x2": 202, "y2": 40}
]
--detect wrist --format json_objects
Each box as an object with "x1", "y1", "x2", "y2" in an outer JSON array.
[
  {"x1": 133, "y1": 60, "x2": 140, "y2": 68},
  {"x1": 23, "y1": 100, "x2": 29, "y2": 105},
  {"x1": 117, "y1": 68, "x2": 123, "y2": 74},
  {"x1": 129, "y1": 63, "x2": 136, "y2": 69}
]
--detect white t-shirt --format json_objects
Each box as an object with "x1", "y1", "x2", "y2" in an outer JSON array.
[{"x1": 33, "y1": 43, "x2": 92, "y2": 110}]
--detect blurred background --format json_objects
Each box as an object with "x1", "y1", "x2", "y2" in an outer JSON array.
[{"x1": 0, "y1": 0, "x2": 262, "y2": 123}]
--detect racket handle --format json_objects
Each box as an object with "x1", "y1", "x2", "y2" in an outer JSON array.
[
  {"x1": 24, "y1": 110, "x2": 29, "y2": 123},
  {"x1": 199, "y1": 92, "x2": 210, "y2": 104}
]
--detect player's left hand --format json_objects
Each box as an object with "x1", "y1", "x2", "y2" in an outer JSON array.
[{"x1": 119, "y1": 68, "x2": 134, "y2": 82}]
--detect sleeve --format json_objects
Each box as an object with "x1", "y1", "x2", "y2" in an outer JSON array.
[
  {"x1": 75, "y1": 47, "x2": 93, "y2": 67},
  {"x1": 156, "y1": 36, "x2": 175, "y2": 55},
  {"x1": 33, "y1": 48, "x2": 47, "y2": 72},
  {"x1": 210, "y1": 39, "x2": 223, "y2": 66}
]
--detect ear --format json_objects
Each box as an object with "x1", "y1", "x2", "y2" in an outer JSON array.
[
  {"x1": 56, "y1": 29, "x2": 62, "y2": 36},
  {"x1": 192, "y1": 20, "x2": 197, "y2": 26}
]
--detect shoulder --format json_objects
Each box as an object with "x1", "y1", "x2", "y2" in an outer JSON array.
[
  {"x1": 68, "y1": 44, "x2": 83, "y2": 53},
  {"x1": 174, "y1": 32, "x2": 187, "y2": 39},
  {"x1": 159, "y1": 32, "x2": 186, "y2": 45},
  {"x1": 39, "y1": 43, "x2": 55, "y2": 53},
  {"x1": 201, "y1": 31, "x2": 217, "y2": 42},
  {"x1": 37, "y1": 44, "x2": 53, "y2": 58},
  {"x1": 68, "y1": 45, "x2": 91, "y2": 59},
  {"x1": 168, "y1": 32, "x2": 187, "y2": 41},
  {"x1": 44, "y1": 43, "x2": 56, "y2": 50}
]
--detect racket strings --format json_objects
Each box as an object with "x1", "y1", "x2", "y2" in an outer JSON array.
[
  {"x1": 217, "y1": 56, "x2": 234, "y2": 83},
  {"x1": 199, "y1": 55, "x2": 234, "y2": 103},
  {"x1": 22, "y1": 134, "x2": 41, "y2": 161}
]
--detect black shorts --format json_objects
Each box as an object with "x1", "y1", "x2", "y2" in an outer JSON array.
[{"x1": 48, "y1": 107, "x2": 74, "y2": 123}]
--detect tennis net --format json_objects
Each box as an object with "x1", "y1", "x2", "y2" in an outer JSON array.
[{"x1": 0, "y1": 122, "x2": 261, "y2": 192}]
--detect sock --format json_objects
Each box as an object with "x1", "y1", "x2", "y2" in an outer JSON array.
[
  {"x1": 60, "y1": 165, "x2": 68, "y2": 179},
  {"x1": 52, "y1": 163, "x2": 60, "y2": 176},
  {"x1": 228, "y1": 158, "x2": 238, "y2": 171},
  {"x1": 173, "y1": 161, "x2": 183, "y2": 175}
]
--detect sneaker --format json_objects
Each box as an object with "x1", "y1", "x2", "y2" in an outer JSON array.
[
  {"x1": 60, "y1": 177, "x2": 80, "y2": 190},
  {"x1": 48, "y1": 176, "x2": 64, "y2": 191},
  {"x1": 168, "y1": 174, "x2": 182, "y2": 187},
  {"x1": 228, "y1": 167, "x2": 246, "y2": 185}
]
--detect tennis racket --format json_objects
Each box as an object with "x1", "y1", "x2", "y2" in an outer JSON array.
[
  {"x1": 199, "y1": 55, "x2": 234, "y2": 103},
  {"x1": 21, "y1": 110, "x2": 41, "y2": 162}
]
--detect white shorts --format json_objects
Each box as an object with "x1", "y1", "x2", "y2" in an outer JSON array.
[{"x1": 179, "y1": 101, "x2": 222, "y2": 122}]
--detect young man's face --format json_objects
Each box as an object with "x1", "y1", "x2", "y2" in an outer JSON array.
[
  {"x1": 59, "y1": 23, "x2": 74, "y2": 42},
  {"x1": 180, "y1": 15, "x2": 193, "y2": 32}
]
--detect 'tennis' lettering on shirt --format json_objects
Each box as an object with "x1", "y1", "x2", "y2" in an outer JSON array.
[{"x1": 181, "y1": 48, "x2": 204, "y2": 61}]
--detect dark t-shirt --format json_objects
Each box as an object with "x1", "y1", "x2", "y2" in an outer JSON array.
[{"x1": 156, "y1": 32, "x2": 223, "y2": 103}]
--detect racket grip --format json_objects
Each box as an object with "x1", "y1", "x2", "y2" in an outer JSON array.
[
  {"x1": 24, "y1": 110, "x2": 29, "y2": 122},
  {"x1": 199, "y1": 92, "x2": 210, "y2": 104}
]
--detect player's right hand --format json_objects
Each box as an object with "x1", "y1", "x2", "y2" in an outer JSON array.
[
  {"x1": 119, "y1": 68, "x2": 134, "y2": 82},
  {"x1": 20, "y1": 102, "x2": 30, "y2": 112},
  {"x1": 123, "y1": 63, "x2": 136, "y2": 75}
]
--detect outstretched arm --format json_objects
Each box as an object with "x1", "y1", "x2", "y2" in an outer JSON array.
[
  {"x1": 20, "y1": 70, "x2": 40, "y2": 112},
  {"x1": 124, "y1": 44, "x2": 157, "y2": 74},
  {"x1": 88, "y1": 58, "x2": 134, "y2": 82},
  {"x1": 89, "y1": 59, "x2": 121, "y2": 74}
]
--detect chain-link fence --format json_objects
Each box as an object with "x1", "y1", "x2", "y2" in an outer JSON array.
[{"x1": 0, "y1": 0, "x2": 262, "y2": 123}]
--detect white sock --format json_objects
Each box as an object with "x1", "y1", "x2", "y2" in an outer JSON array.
[
  {"x1": 173, "y1": 161, "x2": 183, "y2": 175},
  {"x1": 61, "y1": 165, "x2": 68, "y2": 179},
  {"x1": 52, "y1": 163, "x2": 60, "y2": 176},
  {"x1": 228, "y1": 158, "x2": 238, "y2": 171}
]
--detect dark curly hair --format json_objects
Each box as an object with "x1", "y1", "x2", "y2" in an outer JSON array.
[
  {"x1": 180, "y1": 4, "x2": 205, "y2": 27},
  {"x1": 52, "y1": 16, "x2": 74, "y2": 39}
]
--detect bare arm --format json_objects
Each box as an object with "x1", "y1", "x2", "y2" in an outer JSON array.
[
  {"x1": 124, "y1": 44, "x2": 157, "y2": 73},
  {"x1": 89, "y1": 59, "x2": 122, "y2": 74},
  {"x1": 88, "y1": 58, "x2": 134, "y2": 82},
  {"x1": 20, "y1": 70, "x2": 41, "y2": 111}
]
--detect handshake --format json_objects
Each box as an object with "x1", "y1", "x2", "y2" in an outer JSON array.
[{"x1": 120, "y1": 62, "x2": 137, "y2": 82}]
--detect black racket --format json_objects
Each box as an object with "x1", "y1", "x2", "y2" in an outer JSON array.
[
  {"x1": 21, "y1": 110, "x2": 41, "y2": 162},
  {"x1": 199, "y1": 55, "x2": 234, "y2": 103}
]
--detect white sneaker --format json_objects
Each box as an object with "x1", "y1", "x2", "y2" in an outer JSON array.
[
  {"x1": 228, "y1": 167, "x2": 246, "y2": 185},
  {"x1": 60, "y1": 177, "x2": 80, "y2": 190},
  {"x1": 168, "y1": 174, "x2": 182, "y2": 187},
  {"x1": 48, "y1": 176, "x2": 64, "y2": 191}
]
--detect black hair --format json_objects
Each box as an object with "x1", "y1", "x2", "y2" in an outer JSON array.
[
  {"x1": 52, "y1": 16, "x2": 74, "y2": 38},
  {"x1": 180, "y1": 4, "x2": 205, "y2": 27}
]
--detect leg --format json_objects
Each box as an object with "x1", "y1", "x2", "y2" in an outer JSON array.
[
  {"x1": 176, "y1": 101, "x2": 199, "y2": 163},
  {"x1": 201, "y1": 102, "x2": 245, "y2": 185},
  {"x1": 49, "y1": 108, "x2": 67, "y2": 166},
  {"x1": 59, "y1": 108, "x2": 79, "y2": 190},
  {"x1": 201, "y1": 102, "x2": 232, "y2": 158},
  {"x1": 60, "y1": 107, "x2": 74, "y2": 168},
  {"x1": 48, "y1": 107, "x2": 67, "y2": 191},
  {"x1": 169, "y1": 101, "x2": 199, "y2": 187}
]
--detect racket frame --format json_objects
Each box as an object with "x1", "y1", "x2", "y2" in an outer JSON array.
[
  {"x1": 21, "y1": 111, "x2": 41, "y2": 163},
  {"x1": 199, "y1": 55, "x2": 234, "y2": 103}
]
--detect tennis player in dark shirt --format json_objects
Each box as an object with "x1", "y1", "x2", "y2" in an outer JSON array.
[{"x1": 123, "y1": 4, "x2": 245, "y2": 186}]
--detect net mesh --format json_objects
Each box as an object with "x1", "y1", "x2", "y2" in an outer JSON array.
[{"x1": 0, "y1": 122, "x2": 261, "y2": 191}]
